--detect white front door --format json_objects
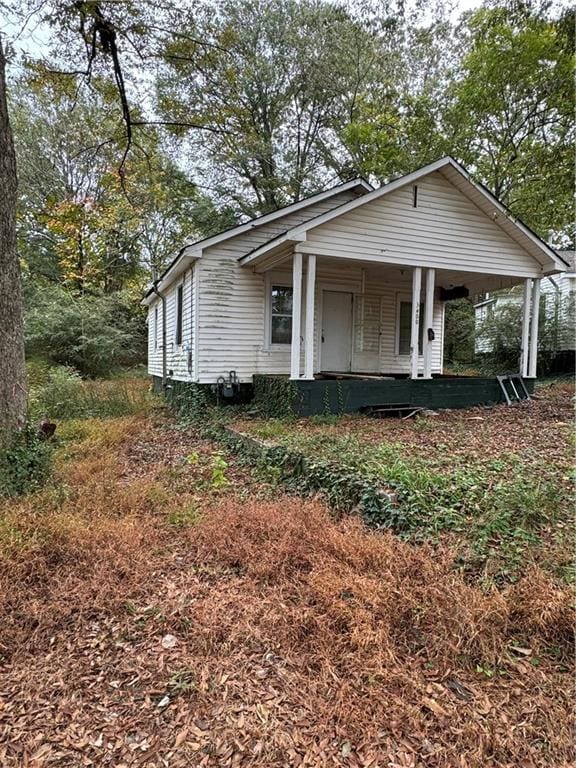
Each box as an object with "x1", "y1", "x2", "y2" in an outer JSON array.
[{"x1": 321, "y1": 290, "x2": 353, "y2": 372}]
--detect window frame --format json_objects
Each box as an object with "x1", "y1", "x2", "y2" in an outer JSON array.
[
  {"x1": 395, "y1": 294, "x2": 424, "y2": 357},
  {"x1": 154, "y1": 305, "x2": 159, "y2": 350},
  {"x1": 175, "y1": 283, "x2": 184, "y2": 346},
  {"x1": 265, "y1": 276, "x2": 294, "y2": 349}
]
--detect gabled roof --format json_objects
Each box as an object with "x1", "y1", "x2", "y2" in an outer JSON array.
[
  {"x1": 141, "y1": 177, "x2": 373, "y2": 303},
  {"x1": 239, "y1": 157, "x2": 569, "y2": 274}
]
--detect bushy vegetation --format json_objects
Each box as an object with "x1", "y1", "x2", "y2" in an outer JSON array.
[
  {"x1": 25, "y1": 287, "x2": 146, "y2": 378},
  {"x1": 28, "y1": 365, "x2": 153, "y2": 421},
  {"x1": 0, "y1": 424, "x2": 53, "y2": 497},
  {"x1": 444, "y1": 299, "x2": 476, "y2": 366},
  {"x1": 476, "y1": 293, "x2": 576, "y2": 375}
]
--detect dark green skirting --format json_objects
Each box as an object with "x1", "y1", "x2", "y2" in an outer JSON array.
[{"x1": 253, "y1": 375, "x2": 535, "y2": 417}]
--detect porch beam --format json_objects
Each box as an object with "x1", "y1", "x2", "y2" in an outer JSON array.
[
  {"x1": 410, "y1": 267, "x2": 422, "y2": 379},
  {"x1": 528, "y1": 277, "x2": 541, "y2": 378},
  {"x1": 304, "y1": 254, "x2": 316, "y2": 380},
  {"x1": 520, "y1": 278, "x2": 532, "y2": 377},
  {"x1": 423, "y1": 268, "x2": 435, "y2": 379},
  {"x1": 290, "y1": 252, "x2": 303, "y2": 379}
]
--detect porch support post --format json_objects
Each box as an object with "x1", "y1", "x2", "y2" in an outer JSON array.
[
  {"x1": 528, "y1": 277, "x2": 541, "y2": 378},
  {"x1": 290, "y1": 251, "x2": 303, "y2": 379},
  {"x1": 304, "y1": 254, "x2": 316, "y2": 380},
  {"x1": 410, "y1": 267, "x2": 422, "y2": 379},
  {"x1": 423, "y1": 268, "x2": 435, "y2": 379},
  {"x1": 520, "y1": 278, "x2": 532, "y2": 377}
]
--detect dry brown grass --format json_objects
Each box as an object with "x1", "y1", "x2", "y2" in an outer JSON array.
[{"x1": 0, "y1": 410, "x2": 573, "y2": 767}]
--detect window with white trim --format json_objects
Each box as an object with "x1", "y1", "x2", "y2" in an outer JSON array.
[
  {"x1": 154, "y1": 305, "x2": 159, "y2": 350},
  {"x1": 270, "y1": 285, "x2": 293, "y2": 345},
  {"x1": 175, "y1": 284, "x2": 184, "y2": 346},
  {"x1": 397, "y1": 300, "x2": 424, "y2": 355}
]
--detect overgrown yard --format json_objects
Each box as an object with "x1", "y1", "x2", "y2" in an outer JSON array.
[
  {"x1": 233, "y1": 381, "x2": 575, "y2": 586},
  {"x1": 0, "y1": 380, "x2": 574, "y2": 767}
]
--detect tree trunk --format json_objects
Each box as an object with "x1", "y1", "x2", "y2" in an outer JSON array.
[{"x1": 0, "y1": 34, "x2": 27, "y2": 447}]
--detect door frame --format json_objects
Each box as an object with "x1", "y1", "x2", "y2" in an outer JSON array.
[
  {"x1": 320, "y1": 288, "x2": 354, "y2": 372},
  {"x1": 351, "y1": 292, "x2": 383, "y2": 373}
]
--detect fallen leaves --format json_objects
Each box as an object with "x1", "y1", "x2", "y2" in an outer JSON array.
[{"x1": 0, "y1": 401, "x2": 573, "y2": 767}]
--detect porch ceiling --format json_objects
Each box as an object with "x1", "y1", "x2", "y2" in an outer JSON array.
[{"x1": 253, "y1": 251, "x2": 527, "y2": 295}]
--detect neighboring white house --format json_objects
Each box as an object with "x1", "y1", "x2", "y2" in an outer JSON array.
[
  {"x1": 143, "y1": 157, "x2": 568, "y2": 390},
  {"x1": 475, "y1": 251, "x2": 575, "y2": 354}
]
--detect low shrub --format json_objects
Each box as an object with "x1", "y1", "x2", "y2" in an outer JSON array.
[
  {"x1": 0, "y1": 425, "x2": 53, "y2": 497},
  {"x1": 29, "y1": 367, "x2": 153, "y2": 421}
]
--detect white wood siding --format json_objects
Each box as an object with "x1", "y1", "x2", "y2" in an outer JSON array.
[
  {"x1": 147, "y1": 266, "x2": 198, "y2": 379},
  {"x1": 299, "y1": 172, "x2": 543, "y2": 278},
  {"x1": 194, "y1": 189, "x2": 363, "y2": 383},
  {"x1": 147, "y1": 299, "x2": 163, "y2": 378},
  {"x1": 195, "y1": 259, "x2": 444, "y2": 383}
]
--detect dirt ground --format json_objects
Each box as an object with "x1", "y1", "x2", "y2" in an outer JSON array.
[
  {"x1": 234, "y1": 380, "x2": 574, "y2": 474},
  {"x1": 0, "y1": 388, "x2": 574, "y2": 767}
]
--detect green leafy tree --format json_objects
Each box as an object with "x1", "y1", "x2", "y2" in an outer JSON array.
[
  {"x1": 447, "y1": 5, "x2": 575, "y2": 243},
  {"x1": 12, "y1": 76, "x2": 229, "y2": 292},
  {"x1": 157, "y1": 0, "x2": 383, "y2": 215},
  {"x1": 340, "y1": 16, "x2": 456, "y2": 181},
  {"x1": 25, "y1": 285, "x2": 146, "y2": 377}
]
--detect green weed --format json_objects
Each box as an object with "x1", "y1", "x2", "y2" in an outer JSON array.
[
  {"x1": 167, "y1": 669, "x2": 196, "y2": 695},
  {"x1": 210, "y1": 453, "x2": 229, "y2": 490},
  {"x1": 167, "y1": 504, "x2": 202, "y2": 528}
]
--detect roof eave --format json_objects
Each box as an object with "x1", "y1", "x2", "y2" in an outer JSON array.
[
  {"x1": 141, "y1": 248, "x2": 202, "y2": 305},
  {"x1": 263, "y1": 156, "x2": 565, "y2": 274},
  {"x1": 141, "y1": 177, "x2": 373, "y2": 298}
]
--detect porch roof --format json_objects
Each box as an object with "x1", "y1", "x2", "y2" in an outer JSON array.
[{"x1": 238, "y1": 157, "x2": 568, "y2": 275}]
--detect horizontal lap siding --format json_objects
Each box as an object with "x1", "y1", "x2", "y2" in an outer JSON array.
[
  {"x1": 166, "y1": 269, "x2": 194, "y2": 380},
  {"x1": 253, "y1": 262, "x2": 444, "y2": 378},
  {"x1": 147, "y1": 267, "x2": 196, "y2": 381},
  {"x1": 195, "y1": 190, "x2": 363, "y2": 384},
  {"x1": 147, "y1": 300, "x2": 163, "y2": 377},
  {"x1": 366, "y1": 270, "x2": 444, "y2": 375},
  {"x1": 303, "y1": 172, "x2": 542, "y2": 278}
]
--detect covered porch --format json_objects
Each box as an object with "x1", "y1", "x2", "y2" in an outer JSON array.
[{"x1": 257, "y1": 249, "x2": 543, "y2": 383}]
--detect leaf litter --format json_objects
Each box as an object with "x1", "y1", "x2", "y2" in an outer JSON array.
[{"x1": 0, "y1": 396, "x2": 573, "y2": 767}]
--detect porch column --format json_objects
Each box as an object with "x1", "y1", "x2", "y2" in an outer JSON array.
[
  {"x1": 410, "y1": 267, "x2": 422, "y2": 379},
  {"x1": 304, "y1": 254, "x2": 316, "y2": 380},
  {"x1": 290, "y1": 251, "x2": 303, "y2": 379},
  {"x1": 528, "y1": 278, "x2": 541, "y2": 378},
  {"x1": 520, "y1": 278, "x2": 532, "y2": 377},
  {"x1": 422, "y1": 268, "x2": 435, "y2": 379}
]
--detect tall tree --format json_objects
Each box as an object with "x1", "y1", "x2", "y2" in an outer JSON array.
[
  {"x1": 447, "y1": 4, "x2": 575, "y2": 242},
  {"x1": 157, "y1": 0, "x2": 383, "y2": 215},
  {"x1": 0, "y1": 34, "x2": 26, "y2": 444},
  {"x1": 339, "y1": 14, "x2": 457, "y2": 182}
]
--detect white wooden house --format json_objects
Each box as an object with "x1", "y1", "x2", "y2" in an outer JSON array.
[{"x1": 143, "y1": 157, "x2": 568, "y2": 412}]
